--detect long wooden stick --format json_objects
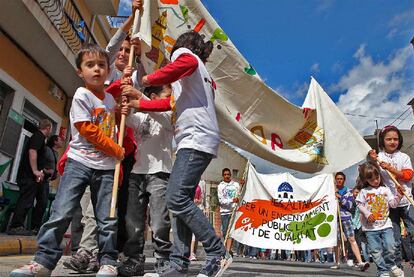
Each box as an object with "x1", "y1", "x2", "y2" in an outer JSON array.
[
  {"x1": 110, "y1": 9, "x2": 140, "y2": 218},
  {"x1": 334, "y1": 177, "x2": 347, "y2": 259},
  {"x1": 385, "y1": 168, "x2": 414, "y2": 207},
  {"x1": 336, "y1": 202, "x2": 347, "y2": 258}
]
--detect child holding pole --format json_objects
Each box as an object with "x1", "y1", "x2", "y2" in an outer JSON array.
[
  {"x1": 369, "y1": 125, "x2": 414, "y2": 270},
  {"x1": 10, "y1": 44, "x2": 125, "y2": 277}
]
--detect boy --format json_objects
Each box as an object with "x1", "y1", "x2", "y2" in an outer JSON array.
[
  {"x1": 10, "y1": 44, "x2": 124, "y2": 277},
  {"x1": 118, "y1": 85, "x2": 173, "y2": 276},
  {"x1": 218, "y1": 168, "x2": 240, "y2": 254}
]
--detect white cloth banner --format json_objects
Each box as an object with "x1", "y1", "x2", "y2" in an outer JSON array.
[
  {"x1": 138, "y1": 0, "x2": 370, "y2": 173},
  {"x1": 229, "y1": 164, "x2": 337, "y2": 250}
]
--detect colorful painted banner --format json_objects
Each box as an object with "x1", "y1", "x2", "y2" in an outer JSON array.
[
  {"x1": 137, "y1": 0, "x2": 370, "y2": 173},
  {"x1": 229, "y1": 163, "x2": 337, "y2": 250}
]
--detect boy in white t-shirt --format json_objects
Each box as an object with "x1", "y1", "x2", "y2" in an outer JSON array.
[
  {"x1": 10, "y1": 44, "x2": 125, "y2": 277},
  {"x1": 118, "y1": 85, "x2": 173, "y2": 276}
]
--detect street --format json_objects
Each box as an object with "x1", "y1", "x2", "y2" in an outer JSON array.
[{"x1": 1, "y1": 255, "x2": 414, "y2": 277}]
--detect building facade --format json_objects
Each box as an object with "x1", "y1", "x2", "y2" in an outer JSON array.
[{"x1": 0, "y1": 0, "x2": 119, "y2": 186}]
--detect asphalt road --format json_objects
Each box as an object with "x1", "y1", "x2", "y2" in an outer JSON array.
[{"x1": 2, "y1": 255, "x2": 414, "y2": 277}]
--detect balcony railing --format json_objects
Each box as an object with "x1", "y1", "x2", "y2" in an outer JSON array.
[
  {"x1": 107, "y1": 15, "x2": 128, "y2": 28},
  {"x1": 36, "y1": 0, "x2": 96, "y2": 53}
]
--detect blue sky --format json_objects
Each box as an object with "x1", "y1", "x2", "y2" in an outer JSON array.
[{"x1": 119, "y1": 0, "x2": 414, "y2": 179}]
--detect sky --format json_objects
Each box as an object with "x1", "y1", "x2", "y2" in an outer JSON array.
[{"x1": 118, "y1": 0, "x2": 414, "y2": 183}]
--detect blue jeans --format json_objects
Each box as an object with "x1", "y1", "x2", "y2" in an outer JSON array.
[
  {"x1": 34, "y1": 158, "x2": 118, "y2": 270},
  {"x1": 220, "y1": 214, "x2": 231, "y2": 238},
  {"x1": 123, "y1": 172, "x2": 172, "y2": 260},
  {"x1": 365, "y1": 228, "x2": 396, "y2": 276},
  {"x1": 166, "y1": 148, "x2": 225, "y2": 271},
  {"x1": 389, "y1": 205, "x2": 414, "y2": 268},
  {"x1": 304, "y1": 250, "x2": 312, "y2": 262}
]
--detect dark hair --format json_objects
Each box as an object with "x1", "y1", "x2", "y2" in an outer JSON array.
[
  {"x1": 222, "y1": 168, "x2": 231, "y2": 175},
  {"x1": 75, "y1": 44, "x2": 109, "y2": 69},
  {"x1": 171, "y1": 31, "x2": 214, "y2": 63},
  {"x1": 143, "y1": 86, "x2": 164, "y2": 98},
  {"x1": 358, "y1": 162, "x2": 384, "y2": 188},
  {"x1": 335, "y1": 172, "x2": 346, "y2": 181},
  {"x1": 379, "y1": 125, "x2": 403, "y2": 150},
  {"x1": 46, "y1": 135, "x2": 60, "y2": 148}
]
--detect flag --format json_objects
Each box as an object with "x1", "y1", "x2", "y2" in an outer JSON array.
[
  {"x1": 230, "y1": 163, "x2": 338, "y2": 250},
  {"x1": 138, "y1": 1, "x2": 371, "y2": 173}
]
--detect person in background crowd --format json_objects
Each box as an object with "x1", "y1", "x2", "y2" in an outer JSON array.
[
  {"x1": 8, "y1": 119, "x2": 52, "y2": 236},
  {"x1": 31, "y1": 135, "x2": 63, "y2": 234},
  {"x1": 218, "y1": 168, "x2": 240, "y2": 256}
]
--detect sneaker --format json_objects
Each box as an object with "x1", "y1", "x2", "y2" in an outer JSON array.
[
  {"x1": 118, "y1": 257, "x2": 145, "y2": 277},
  {"x1": 10, "y1": 261, "x2": 52, "y2": 277},
  {"x1": 154, "y1": 258, "x2": 170, "y2": 274},
  {"x1": 391, "y1": 266, "x2": 404, "y2": 277},
  {"x1": 144, "y1": 261, "x2": 188, "y2": 277},
  {"x1": 330, "y1": 264, "x2": 340, "y2": 269},
  {"x1": 197, "y1": 251, "x2": 233, "y2": 277},
  {"x1": 357, "y1": 262, "x2": 370, "y2": 272},
  {"x1": 190, "y1": 253, "x2": 197, "y2": 262},
  {"x1": 62, "y1": 248, "x2": 92, "y2": 273},
  {"x1": 346, "y1": 259, "x2": 354, "y2": 267},
  {"x1": 86, "y1": 252, "x2": 99, "y2": 272},
  {"x1": 379, "y1": 273, "x2": 390, "y2": 277},
  {"x1": 97, "y1": 265, "x2": 118, "y2": 277},
  {"x1": 7, "y1": 226, "x2": 33, "y2": 236}
]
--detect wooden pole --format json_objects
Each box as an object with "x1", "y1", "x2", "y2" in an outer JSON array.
[
  {"x1": 110, "y1": 9, "x2": 140, "y2": 218},
  {"x1": 384, "y1": 168, "x2": 414, "y2": 207},
  {"x1": 334, "y1": 176, "x2": 347, "y2": 260}
]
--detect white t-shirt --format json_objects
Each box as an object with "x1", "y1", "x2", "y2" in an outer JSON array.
[
  {"x1": 68, "y1": 87, "x2": 117, "y2": 170},
  {"x1": 126, "y1": 111, "x2": 173, "y2": 174},
  {"x1": 378, "y1": 151, "x2": 413, "y2": 207},
  {"x1": 170, "y1": 48, "x2": 220, "y2": 156},
  {"x1": 356, "y1": 186, "x2": 394, "y2": 231},
  {"x1": 218, "y1": 180, "x2": 240, "y2": 214}
]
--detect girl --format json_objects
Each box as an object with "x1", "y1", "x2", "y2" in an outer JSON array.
[
  {"x1": 356, "y1": 162, "x2": 405, "y2": 277},
  {"x1": 125, "y1": 31, "x2": 231, "y2": 277},
  {"x1": 369, "y1": 125, "x2": 414, "y2": 270}
]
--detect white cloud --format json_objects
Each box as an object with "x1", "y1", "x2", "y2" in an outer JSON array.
[
  {"x1": 334, "y1": 45, "x2": 414, "y2": 135},
  {"x1": 387, "y1": 9, "x2": 414, "y2": 40},
  {"x1": 119, "y1": 0, "x2": 132, "y2": 15},
  {"x1": 310, "y1": 63, "x2": 320, "y2": 73}
]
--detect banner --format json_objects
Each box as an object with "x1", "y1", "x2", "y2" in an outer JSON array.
[
  {"x1": 137, "y1": 0, "x2": 371, "y2": 173},
  {"x1": 229, "y1": 163, "x2": 337, "y2": 250}
]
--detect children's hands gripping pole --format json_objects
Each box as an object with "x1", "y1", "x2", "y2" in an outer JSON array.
[
  {"x1": 110, "y1": 7, "x2": 142, "y2": 218},
  {"x1": 369, "y1": 149, "x2": 414, "y2": 207}
]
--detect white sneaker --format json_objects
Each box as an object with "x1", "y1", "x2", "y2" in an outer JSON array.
[
  {"x1": 391, "y1": 266, "x2": 404, "y2": 277},
  {"x1": 346, "y1": 259, "x2": 354, "y2": 267},
  {"x1": 10, "y1": 261, "x2": 52, "y2": 277},
  {"x1": 379, "y1": 273, "x2": 391, "y2": 277},
  {"x1": 330, "y1": 263, "x2": 340, "y2": 269},
  {"x1": 96, "y1": 265, "x2": 118, "y2": 277}
]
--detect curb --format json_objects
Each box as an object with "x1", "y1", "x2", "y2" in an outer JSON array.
[{"x1": 0, "y1": 235, "x2": 37, "y2": 256}]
